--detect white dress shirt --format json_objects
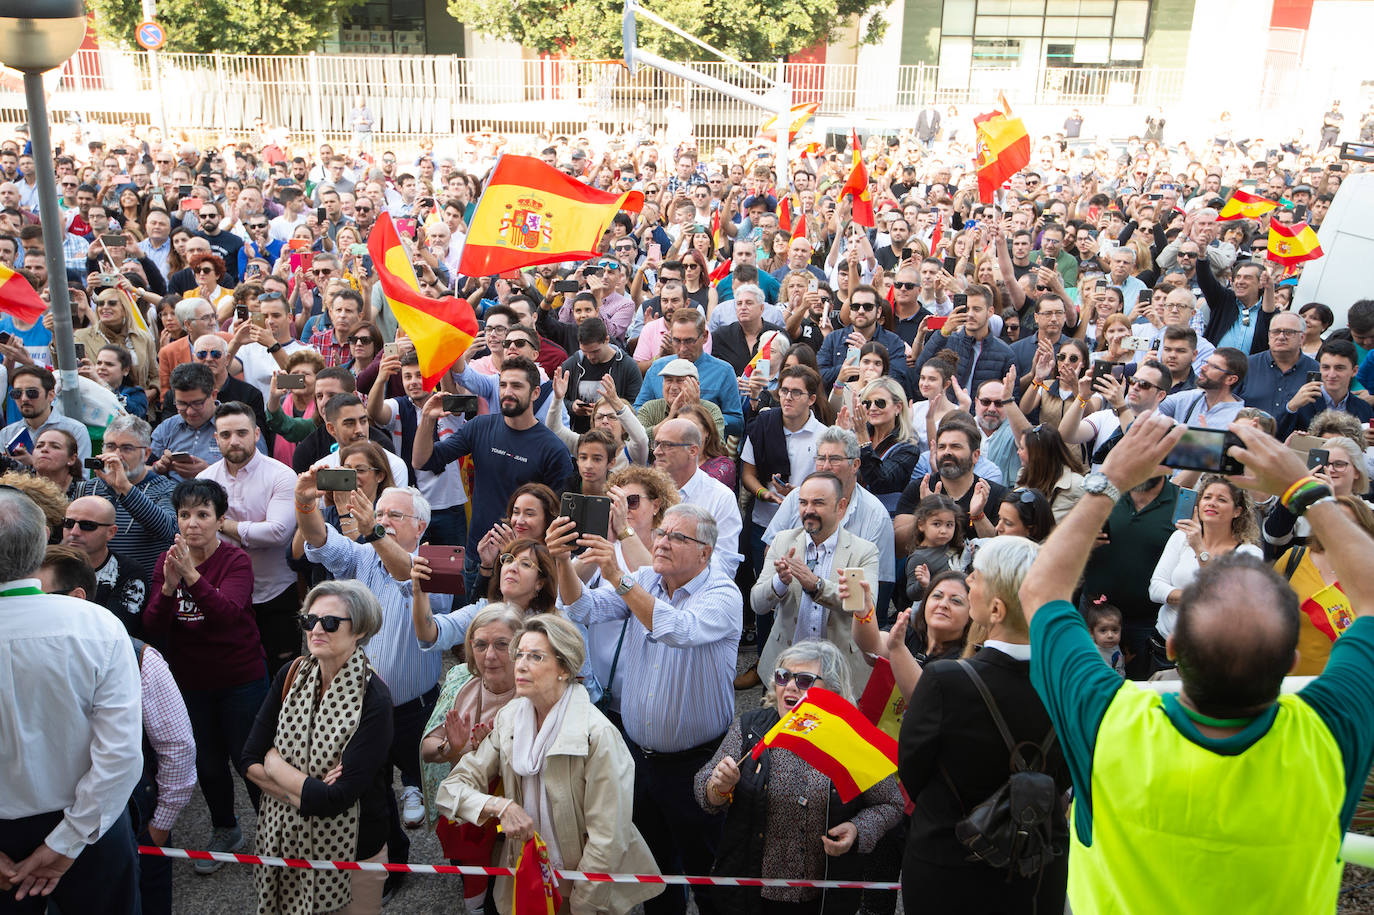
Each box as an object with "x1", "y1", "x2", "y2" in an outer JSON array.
[
  {"x1": 740, "y1": 415, "x2": 826, "y2": 529},
  {"x1": 678, "y1": 467, "x2": 743, "y2": 577},
  {"x1": 0, "y1": 581, "x2": 143, "y2": 858}
]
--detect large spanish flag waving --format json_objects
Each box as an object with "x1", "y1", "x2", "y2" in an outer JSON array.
[
  {"x1": 750, "y1": 686, "x2": 897, "y2": 801},
  {"x1": 0, "y1": 263, "x2": 45, "y2": 325},
  {"x1": 759, "y1": 102, "x2": 819, "y2": 142},
  {"x1": 1267, "y1": 220, "x2": 1324, "y2": 267},
  {"x1": 973, "y1": 96, "x2": 1031, "y2": 204},
  {"x1": 459, "y1": 155, "x2": 644, "y2": 277},
  {"x1": 840, "y1": 129, "x2": 875, "y2": 228},
  {"x1": 368, "y1": 212, "x2": 478, "y2": 390},
  {"x1": 1218, "y1": 189, "x2": 1278, "y2": 222}
]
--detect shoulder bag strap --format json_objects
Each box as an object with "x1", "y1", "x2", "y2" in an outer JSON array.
[
  {"x1": 604, "y1": 616, "x2": 630, "y2": 697},
  {"x1": 280, "y1": 655, "x2": 305, "y2": 703},
  {"x1": 1282, "y1": 546, "x2": 1307, "y2": 581},
  {"x1": 956, "y1": 659, "x2": 1018, "y2": 756}
]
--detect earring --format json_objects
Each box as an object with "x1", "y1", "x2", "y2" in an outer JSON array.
[{"x1": 558, "y1": 675, "x2": 566, "y2": 681}]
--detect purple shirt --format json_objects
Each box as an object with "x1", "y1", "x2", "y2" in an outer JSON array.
[{"x1": 199, "y1": 450, "x2": 299, "y2": 603}]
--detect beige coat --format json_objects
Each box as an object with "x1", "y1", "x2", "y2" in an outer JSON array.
[
  {"x1": 751, "y1": 526, "x2": 881, "y2": 695},
  {"x1": 435, "y1": 685, "x2": 663, "y2": 915}
]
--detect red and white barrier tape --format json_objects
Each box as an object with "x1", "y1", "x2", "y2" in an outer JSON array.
[{"x1": 136, "y1": 846, "x2": 899, "y2": 890}]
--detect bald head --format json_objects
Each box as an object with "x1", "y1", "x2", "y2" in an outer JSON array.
[
  {"x1": 62, "y1": 496, "x2": 119, "y2": 562},
  {"x1": 1171, "y1": 557, "x2": 1299, "y2": 718}
]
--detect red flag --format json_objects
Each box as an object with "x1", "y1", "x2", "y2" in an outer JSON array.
[
  {"x1": 0, "y1": 263, "x2": 45, "y2": 325},
  {"x1": 973, "y1": 97, "x2": 1031, "y2": 205},
  {"x1": 841, "y1": 129, "x2": 875, "y2": 228},
  {"x1": 1267, "y1": 220, "x2": 1324, "y2": 267},
  {"x1": 709, "y1": 259, "x2": 732, "y2": 285},
  {"x1": 778, "y1": 195, "x2": 792, "y2": 235},
  {"x1": 511, "y1": 834, "x2": 562, "y2": 915},
  {"x1": 930, "y1": 220, "x2": 943, "y2": 255},
  {"x1": 368, "y1": 212, "x2": 479, "y2": 389},
  {"x1": 750, "y1": 686, "x2": 897, "y2": 801}
]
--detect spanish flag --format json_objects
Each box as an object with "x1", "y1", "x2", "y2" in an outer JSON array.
[
  {"x1": 1218, "y1": 189, "x2": 1278, "y2": 222},
  {"x1": 368, "y1": 212, "x2": 478, "y2": 390},
  {"x1": 778, "y1": 194, "x2": 804, "y2": 238},
  {"x1": 750, "y1": 686, "x2": 898, "y2": 801},
  {"x1": 841, "y1": 129, "x2": 875, "y2": 228},
  {"x1": 857, "y1": 656, "x2": 906, "y2": 741},
  {"x1": 759, "y1": 102, "x2": 819, "y2": 142},
  {"x1": 973, "y1": 97, "x2": 1031, "y2": 205},
  {"x1": 0, "y1": 263, "x2": 45, "y2": 325},
  {"x1": 1302, "y1": 582, "x2": 1355, "y2": 641},
  {"x1": 1267, "y1": 220, "x2": 1324, "y2": 267},
  {"x1": 458, "y1": 155, "x2": 644, "y2": 277},
  {"x1": 743, "y1": 330, "x2": 782, "y2": 378},
  {"x1": 511, "y1": 835, "x2": 562, "y2": 915}
]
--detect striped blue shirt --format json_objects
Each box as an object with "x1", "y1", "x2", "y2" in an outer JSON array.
[
  {"x1": 304, "y1": 526, "x2": 451, "y2": 705},
  {"x1": 564, "y1": 562, "x2": 741, "y2": 752}
]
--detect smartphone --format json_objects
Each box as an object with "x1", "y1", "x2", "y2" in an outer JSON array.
[
  {"x1": 316, "y1": 467, "x2": 358, "y2": 492},
  {"x1": 168, "y1": 451, "x2": 193, "y2": 462},
  {"x1": 808, "y1": 278, "x2": 819, "y2": 293},
  {"x1": 1307, "y1": 371, "x2": 1321, "y2": 385},
  {"x1": 442, "y1": 393, "x2": 480, "y2": 415},
  {"x1": 235, "y1": 304, "x2": 249, "y2": 322},
  {"x1": 277, "y1": 373, "x2": 306, "y2": 390},
  {"x1": 100, "y1": 234, "x2": 125, "y2": 248},
  {"x1": 396, "y1": 217, "x2": 417, "y2": 237},
  {"x1": 838, "y1": 567, "x2": 866, "y2": 612},
  {"x1": 1040, "y1": 256, "x2": 1055, "y2": 270},
  {"x1": 1288, "y1": 432, "x2": 1326, "y2": 456},
  {"x1": 560, "y1": 493, "x2": 613, "y2": 554},
  {"x1": 301, "y1": 252, "x2": 314, "y2": 272},
  {"x1": 926, "y1": 315, "x2": 948, "y2": 331},
  {"x1": 250, "y1": 312, "x2": 266, "y2": 328},
  {"x1": 1307, "y1": 448, "x2": 1330, "y2": 471},
  {"x1": 1171, "y1": 488, "x2": 1199, "y2": 525},
  {"x1": 379, "y1": 342, "x2": 398, "y2": 360},
  {"x1": 178, "y1": 184, "x2": 192, "y2": 196},
  {"x1": 649, "y1": 243, "x2": 662, "y2": 260},
  {"x1": 1162, "y1": 427, "x2": 1245, "y2": 475},
  {"x1": 244, "y1": 264, "x2": 262, "y2": 279},
  {"x1": 349, "y1": 243, "x2": 368, "y2": 256},
  {"x1": 755, "y1": 359, "x2": 771, "y2": 381},
  {"x1": 844, "y1": 345, "x2": 861, "y2": 367},
  {"x1": 96, "y1": 273, "x2": 120, "y2": 286},
  {"x1": 316, "y1": 206, "x2": 327, "y2": 223},
  {"x1": 182, "y1": 197, "x2": 203, "y2": 211},
  {"x1": 287, "y1": 238, "x2": 310, "y2": 251},
  {"x1": 583, "y1": 266, "x2": 604, "y2": 278},
  {"x1": 553, "y1": 279, "x2": 580, "y2": 294},
  {"x1": 1124, "y1": 334, "x2": 1153, "y2": 351},
  {"x1": 275, "y1": 177, "x2": 295, "y2": 187},
  {"x1": 1091, "y1": 360, "x2": 1113, "y2": 383},
  {"x1": 73, "y1": 343, "x2": 85, "y2": 360},
  {"x1": 83, "y1": 457, "x2": 107, "y2": 472},
  {"x1": 952, "y1": 293, "x2": 968, "y2": 311},
  {"x1": 417, "y1": 544, "x2": 466, "y2": 596},
  {"x1": 902, "y1": 247, "x2": 913, "y2": 260}
]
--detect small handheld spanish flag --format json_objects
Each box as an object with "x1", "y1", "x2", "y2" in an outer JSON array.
[
  {"x1": 743, "y1": 330, "x2": 782, "y2": 378},
  {"x1": 750, "y1": 686, "x2": 898, "y2": 801},
  {"x1": 0, "y1": 263, "x2": 45, "y2": 325},
  {"x1": 840, "y1": 129, "x2": 875, "y2": 228},
  {"x1": 1217, "y1": 189, "x2": 1277, "y2": 222},
  {"x1": 511, "y1": 834, "x2": 562, "y2": 915},
  {"x1": 973, "y1": 94, "x2": 1031, "y2": 205},
  {"x1": 1267, "y1": 220, "x2": 1324, "y2": 267}
]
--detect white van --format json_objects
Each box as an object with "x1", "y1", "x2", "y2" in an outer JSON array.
[{"x1": 1294, "y1": 171, "x2": 1374, "y2": 329}]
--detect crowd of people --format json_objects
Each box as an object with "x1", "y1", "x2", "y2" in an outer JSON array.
[{"x1": 2, "y1": 92, "x2": 1374, "y2": 915}]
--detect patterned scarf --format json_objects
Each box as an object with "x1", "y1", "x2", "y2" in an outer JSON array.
[{"x1": 255, "y1": 648, "x2": 370, "y2": 915}]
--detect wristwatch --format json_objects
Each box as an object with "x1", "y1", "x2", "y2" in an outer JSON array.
[
  {"x1": 1083, "y1": 471, "x2": 1121, "y2": 503},
  {"x1": 614, "y1": 576, "x2": 636, "y2": 597},
  {"x1": 266, "y1": 342, "x2": 283, "y2": 354},
  {"x1": 357, "y1": 523, "x2": 388, "y2": 545}
]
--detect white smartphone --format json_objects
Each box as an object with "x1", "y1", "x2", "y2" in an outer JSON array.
[
  {"x1": 839, "y1": 567, "x2": 866, "y2": 612},
  {"x1": 1123, "y1": 334, "x2": 1153, "y2": 351},
  {"x1": 755, "y1": 358, "x2": 771, "y2": 381},
  {"x1": 844, "y1": 345, "x2": 861, "y2": 366}
]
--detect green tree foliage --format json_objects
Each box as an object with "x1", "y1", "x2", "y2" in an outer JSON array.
[
  {"x1": 89, "y1": 0, "x2": 365, "y2": 55},
  {"x1": 449, "y1": 0, "x2": 887, "y2": 61}
]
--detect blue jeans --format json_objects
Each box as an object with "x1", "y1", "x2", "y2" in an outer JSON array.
[
  {"x1": 182, "y1": 674, "x2": 269, "y2": 827},
  {"x1": 424, "y1": 504, "x2": 468, "y2": 549}
]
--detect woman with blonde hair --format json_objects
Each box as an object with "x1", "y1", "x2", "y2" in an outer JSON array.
[
  {"x1": 853, "y1": 374, "x2": 920, "y2": 514},
  {"x1": 436, "y1": 614, "x2": 663, "y2": 914},
  {"x1": 77, "y1": 287, "x2": 157, "y2": 387}
]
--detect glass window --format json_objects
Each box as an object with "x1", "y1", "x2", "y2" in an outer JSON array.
[
  {"x1": 943, "y1": 0, "x2": 976, "y2": 34},
  {"x1": 1114, "y1": 0, "x2": 1150, "y2": 37},
  {"x1": 975, "y1": 15, "x2": 1011, "y2": 37},
  {"x1": 1046, "y1": 0, "x2": 1081, "y2": 12},
  {"x1": 1009, "y1": 0, "x2": 1046, "y2": 12},
  {"x1": 1111, "y1": 37, "x2": 1145, "y2": 60}
]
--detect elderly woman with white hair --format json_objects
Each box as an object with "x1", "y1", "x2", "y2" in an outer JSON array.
[
  {"x1": 244, "y1": 580, "x2": 395, "y2": 915},
  {"x1": 695, "y1": 639, "x2": 902, "y2": 915},
  {"x1": 897, "y1": 535, "x2": 1073, "y2": 915},
  {"x1": 435, "y1": 613, "x2": 663, "y2": 914},
  {"x1": 1263, "y1": 434, "x2": 1370, "y2": 553}
]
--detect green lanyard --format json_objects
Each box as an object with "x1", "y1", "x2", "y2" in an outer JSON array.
[
  {"x1": 1177, "y1": 702, "x2": 1258, "y2": 730},
  {"x1": 0, "y1": 585, "x2": 43, "y2": 597}
]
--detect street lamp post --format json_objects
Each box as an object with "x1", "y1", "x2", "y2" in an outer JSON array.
[{"x1": 0, "y1": 0, "x2": 89, "y2": 419}]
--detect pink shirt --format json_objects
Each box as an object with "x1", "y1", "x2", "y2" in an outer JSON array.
[{"x1": 198, "y1": 450, "x2": 299, "y2": 603}]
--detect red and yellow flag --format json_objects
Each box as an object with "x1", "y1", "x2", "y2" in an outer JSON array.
[
  {"x1": 458, "y1": 155, "x2": 644, "y2": 276},
  {"x1": 973, "y1": 96, "x2": 1031, "y2": 204},
  {"x1": 759, "y1": 102, "x2": 819, "y2": 142},
  {"x1": 856, "y1": 656, "x2": 907, "y2": 741},
  {"x1": 1267, "y1": 220, "x2": 1324, "y2": 266},
  {"x1": 0, "y1": 263, "x2": 45, "y2": 325},
  {"x1": 750, "y1": 686, "x2": 897, "y2": 801},
  {"x1": 1302, "y1": 582, "x2": 1355, "y2": 641},
  {"x1": 841, "y1": 129, "x2": 874, "y2": 228},
  {"x1": 743, "y1": 330, "x2": 782, "y2": 378},
  {"x1": 1217, "y1": 189, "x2": 1278, "y2": 222},
  {"x1": 368, "y1": 212, "x2": 478, "y2": 390},
  {"x1": 511, "y1": 834, "x2": 562, "y2": 915}
]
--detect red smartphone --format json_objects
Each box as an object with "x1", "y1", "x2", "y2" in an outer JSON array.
[
  {"x1": 289, "y1": 252, "x2": 301, "y2": 272},
  {"x1": 418, "y1": 545, "x2": 466, "y2": 596},
  {"x1": 287, "y1": 238, "x2": 310, "y2": 251},
  {"x1": 301, "y1": 252, "x2": 314, "y2": 272},
  {"x1": 182, "y1": 197, "x2": 204, "y2": 211},
  {"x1": 927, "y1": 315, "x2": 948, "y2": 330}
]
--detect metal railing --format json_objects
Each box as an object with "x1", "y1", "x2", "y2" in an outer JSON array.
[{"x1": 0, "y1": 48, "x2": 1198, "y2": 151}]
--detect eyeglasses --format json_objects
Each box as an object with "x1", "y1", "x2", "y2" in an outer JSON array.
[
  {"x1": 62, "y1": 517, "x2": 116, "y2": 531},
  {"x1": 8, "y1": 388, "x2": 43, "y2": 400},
  {"x1": 1326, "y1": 460, "x2": 1352, "y2": 471},
  {"x1": 103, "y1": 442, "x2": 144, "y2": 455},
  {"x1": 773, "y1": 668, "x2": 822, "y2": 690},
  {"x1": 860, "y1": 398, "x2": 890, "y2": 409},
  {"x1": 625, "y1": 493, "x2": 642, "y2": 509},
  {"x1": 1127, "y1": 377, "x2": 1162, "y2": 393},
  {"x1": 652, "y1": 440, "x2": 693, "y2": 451},
  {"x1": 652, "y1": 527, "x2": 710, "y2": 547},
  {"x1": 175, "y1": 395, "x2": 211, "y2": 411},
  {"x1": 892, "y1": 281, "x2": 917, "y2": 290},
  {"x1": 851, "y1": 301, "x2": 878, "y2": 312},
  {"x1": 977, "y1": 397, "x2": 1004, "y2": 407},
  {"x1": 194, "y1": 349, "x2": 225, "y2": 360},
  {"x1": 670, "y1": 336, "x2": 700, "y2": 347},
  {"x1": 513, "y1": 649, "x2": 552, "y2": 665},
  {"x1": 777, "y1": 386, "x2": 811, "y2": 400},
  {"x1": 378, "y1": 509, "x2": 417, "y2": 523},
  {"x1": 194, "y1": 266, "x2": 217, "y2": 275},
  {"x1": 298, "y1": 613, "x2": 351, "y2": 633},
  {"x1": 1269, "y1": 328, "x2": 1301, "y2": 337}
]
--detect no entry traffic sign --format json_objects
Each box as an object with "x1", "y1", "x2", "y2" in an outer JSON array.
[{"x1": 136, "y1": 20, "x2": 166, "y2": 51}]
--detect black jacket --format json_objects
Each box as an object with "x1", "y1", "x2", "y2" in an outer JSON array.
[
  {"x1": 1197, "y1": 258, "x2": 1274, "y2": 354},
  {"x1": 712, "y1": 321, "x2": 785, "y2": 377}
]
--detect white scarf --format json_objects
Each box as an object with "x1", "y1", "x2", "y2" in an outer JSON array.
[{"x1": 509, "y1": 687, "x2": 575, "y2": 867}]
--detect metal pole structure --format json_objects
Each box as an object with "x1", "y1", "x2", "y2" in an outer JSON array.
[
  {"x1": 140, "y1": 0, "x2": 167, "y2": 136},
  {"x1": 774, "y1": 58, "x2": 789, "y2": 198},
  {"x1": 22, "y1": 72, "x2": 81, "y2": 419}
]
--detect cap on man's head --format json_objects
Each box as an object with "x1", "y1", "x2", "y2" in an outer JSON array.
[
  {"x1": 660, "y1": 358, "x2": 699, "y2": 379},
  {"x1": 743, "y1": 194, "x2": 777, "y2": 212}
]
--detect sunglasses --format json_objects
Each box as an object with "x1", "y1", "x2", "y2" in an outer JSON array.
[
  {"x1": 194, "y1": 349, "x2": 225, "y2": 360},
  {"x1": 348, "y1": 335, "x2": 377, "y2": 345},
  {"x1": 1008, "y1": 489, "x2": 1040, "y2": 505},
  {"x1": 194, "y1": 266, "x2": 217, "y2": 275},
  {"x1": 851, "y1": 301, "x2": 878, "y2": 312},
  {"x1": 503, "y1": 339, "x2": 534, "y2": 349},
  {"x1": 1127, "y1": 377, "x2": 1162, "y2": 392},
  {"x1": 62, "y1": 517, "x2": 116, "y2": 531},
  {"x1": 860, "y1": 398, "x2": 890, "y2": 409},
  {"x1": 258, "y1": 291, "x2": 285, "y2": 302},
  {"x1": 774, "y1": 668, "x2": 822, "y2": 690},
  {"x1": 298, "y1": 613, "x2": 351, "y2": 633},
  {"x1": 248, "y1": 222, "x2": 268, "y2": 229},
  {"x1": 977, "y1": 397, "x2": 1004, "y2": 407},
  {"x1": 1056, "y1": 353, "x2": 1081, "y2": 362},
  {"x1": 8, "y1": 388, "x2": 43, "y2": 400},
  {"x1": 625, "y1": 493, "x2": 642, "y2": 509},
  {"x1": 892, "y1": 281, "x2": 917, "y2": 290}
]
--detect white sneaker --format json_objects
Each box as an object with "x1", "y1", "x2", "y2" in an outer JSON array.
[{"x1": 401, "y1": 786, "x2": 425, "y2": 828}]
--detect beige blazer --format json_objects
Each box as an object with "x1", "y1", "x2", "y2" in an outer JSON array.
[
  {"x1": 750, "y1": 526, "x2": 880, "y2": 695},
  {"x1": 435, "y1": 685, "x2": 662, "y2": 915}
]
